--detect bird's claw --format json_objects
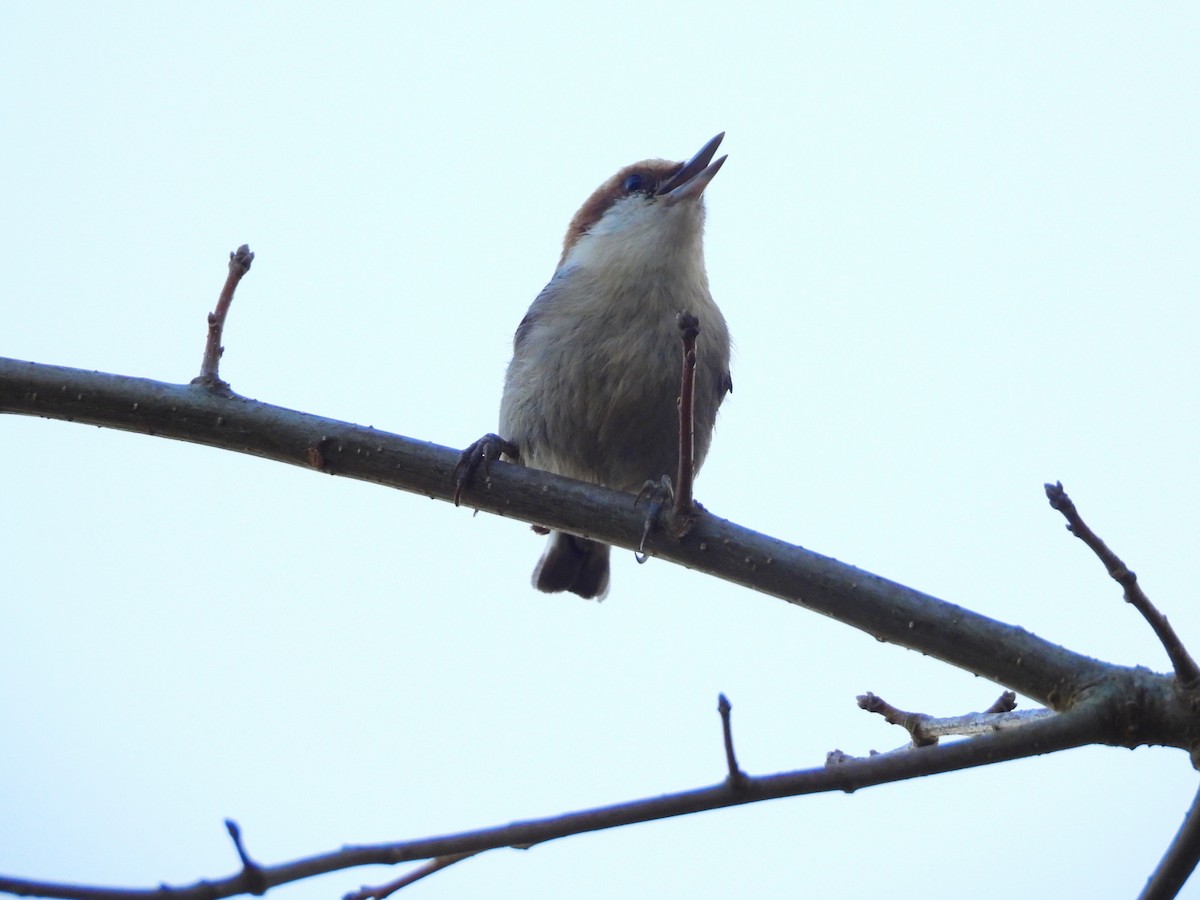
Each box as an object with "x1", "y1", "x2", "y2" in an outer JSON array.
[
  {"x1": 634, "y1": 475, "x2": 675, "y2": 562},
  {"x1": 452, "y1": 434, "x2": 518, "y2": 507}
]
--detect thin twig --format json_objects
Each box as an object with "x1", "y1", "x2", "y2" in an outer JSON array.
[
  {"x1": 1045, "y1": 481, "x2": 1200, "y2": 685},
  {"x1": 1140, "y1": 780, "x2": 1200, "y2": 900},
  {"x1": 674, "y1": 311, "x2": 700, "y2": 517},
  {"x1": 194, "y1": 244, "x2": 254, "y2": 391},
  {"x1": 344, "y1": 853, "x2": 479, "y2": 900},
  {"x1": 717, "y1": 693, "x2": 747, "y2": 786},
  {"x1": 635, "y1": 312, "x2": 701, "y2": 558}
]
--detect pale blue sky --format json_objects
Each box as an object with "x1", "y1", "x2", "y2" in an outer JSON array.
[{"x1": 4, "y1": 4, "x2": 1200, "y2": 898}]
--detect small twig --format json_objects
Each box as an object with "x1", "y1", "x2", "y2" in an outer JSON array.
[
  {"x1": 194, "y1": 244, "x2": 255, "y2": 392},
  {"x1": 225, "y1": 819, "x2": 267, "y2": 896},
  {"x1": 857, "y1": 691, "x2": 1044, "y2": 750},
  {"x1": 1045, "y1": 481, "x2": 1200, "y2": 686},
  {"x1": 674, "y1": 311, "x2": 700, "y2": 517},
  {"x1": 718, "y1": 693, "x2": 747, "y2": 786},
  {"x1": 344, "y1": 852, "x2": 479, "y2": 900},
  {"x1": 633, "y1": 313, "x2": 702, "y2": 558}
]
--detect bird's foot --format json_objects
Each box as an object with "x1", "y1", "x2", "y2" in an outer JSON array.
[
  {"x1": 634, "y1": 474, "x2": 698, "y2": 561},
  {"x1": 452, "y1": 434, "x2": 518, "y2": 506},
  {"x1": 634, "y1": 475, "x2": 673, "y2": 562}
]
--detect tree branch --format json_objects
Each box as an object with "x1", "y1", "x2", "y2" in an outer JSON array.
[
  {"x1": 0, "y1": 356, "x2": 1137, "y2": 711},
  {"x1": 0, "y1": 695, "x2": 1115, "y2": 900},
  {"x1": 7, "y1": 235, "x2": 1200, "y2": 900},
  {"x1": 6, "y1": 346, "x2": 1200, "y2": 897}
]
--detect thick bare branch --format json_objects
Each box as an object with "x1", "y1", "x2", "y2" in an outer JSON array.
[
  {"x1": 0, "y1": 356, "x2": 1129, "y2": 710},
  {"x1": 6, "y1": 355, "x2": 1200, "y2": 898}
]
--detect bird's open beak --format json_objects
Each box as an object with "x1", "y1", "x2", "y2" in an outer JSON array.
[{"x1": 658, "y1": 132, "x2": 727, "y2": 206}]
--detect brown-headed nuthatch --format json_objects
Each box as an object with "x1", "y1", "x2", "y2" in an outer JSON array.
[{"x1": 467, "y1": 133, "x2": 732, "y2": 600}]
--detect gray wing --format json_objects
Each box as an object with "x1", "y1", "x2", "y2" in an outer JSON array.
[
  {"x1": 512, "y1": 269, "x2": 572, "y2": 355},
  {"x1": 501, "y1": 274, "x2": 573, "y2": 469}
]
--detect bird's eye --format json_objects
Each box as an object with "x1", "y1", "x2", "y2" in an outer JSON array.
[{"x1": 623, "y1": 173, "x2": 649, "y2": 194}]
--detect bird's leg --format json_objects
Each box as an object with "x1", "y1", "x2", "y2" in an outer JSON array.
[{"x1": 452, "y1": 434, "x2": 518, "y2": 507}]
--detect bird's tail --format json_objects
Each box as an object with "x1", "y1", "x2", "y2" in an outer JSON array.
[{"x1": 533, "y1": 532, "x2": 611, "y2": 600}]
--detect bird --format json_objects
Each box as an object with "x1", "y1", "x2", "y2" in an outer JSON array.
[{"x1": 476, "y1": 133, "x2": 732, "y2": 600}]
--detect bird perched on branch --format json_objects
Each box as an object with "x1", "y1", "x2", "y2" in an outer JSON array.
[{"x1": 459, "y1": 133, "x2": 732, "y2": 600}]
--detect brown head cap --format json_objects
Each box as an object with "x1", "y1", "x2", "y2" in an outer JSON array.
[{"x1": 557, "y1": 133, "x2": 727, "y2": 268}]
